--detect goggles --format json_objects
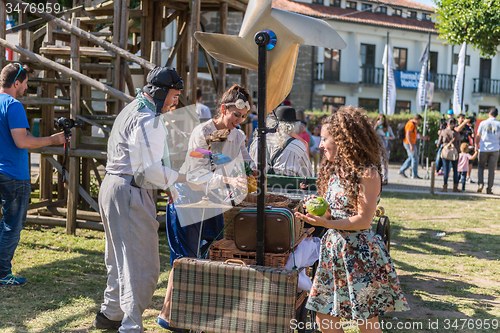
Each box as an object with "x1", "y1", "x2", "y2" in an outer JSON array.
[{"x1": 162, "y1": 81, "x2": 184, "y2": 91}]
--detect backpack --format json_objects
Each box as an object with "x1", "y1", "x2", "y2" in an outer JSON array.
[{"x1": 397, "y1": 122, "x2": 407, "y2": 140}]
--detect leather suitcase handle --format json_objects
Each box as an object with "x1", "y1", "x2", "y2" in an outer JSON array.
[{"x1": 224, "y1": 259, "x2": 247, "y2": 266}]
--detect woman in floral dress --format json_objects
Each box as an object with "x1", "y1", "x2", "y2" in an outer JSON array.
[{"x1": 295, "y1": 106, "x2": 409, "y2": 333}]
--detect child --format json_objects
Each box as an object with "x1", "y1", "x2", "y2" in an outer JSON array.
[{"x1": 458, "y1": 142, "x2": 478, "y2": 191}]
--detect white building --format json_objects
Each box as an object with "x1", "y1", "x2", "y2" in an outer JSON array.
[{"x1": 272, "y1": 0, "x2": 500, "y2": 114}]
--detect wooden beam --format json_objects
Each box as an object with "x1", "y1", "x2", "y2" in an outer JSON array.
[
  {"x1": 166, "y1": 16, "x2": 189, "y2": 67},
  {"x1": 220, "y1": 0, "x2": 246, "y2": 12},
  {"x1": 202, "y1": 46, "x2": 218, "y2": 93},
  {"x1": 26, "y1": 215, "x2": 104, "y2": 231},
  {"x1": 189, "y1": 0, "x2": 201, "y2": 104},
  {"x1": 8, "y1": 0, "x2": 155, "y2": 70},
  {"x1": 45, "y1": 156, "x2": 99, "y2": 213},
  {"x1": 0, "y1": 38, "x2": 134, "y2": 102},
  {"x1": 30, "y1": 147, "x2": 107, "y2": 159},
  {"x1": 0, "y1": 0, "x2": 5, "y2": 69},
  {"x1": 217, "y1": 2, "x2": 228, "y2": 95},
  {"x1": 162, "y1": 10, "x2": 180, "y2": 29},
  {"x1": 67, "y1": 17, "x2": 81, "y2": 235}
]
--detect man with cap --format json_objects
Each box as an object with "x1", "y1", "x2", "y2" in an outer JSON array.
[
  {"x1": 94, "y1": 67, "x2": 189, "y2": 332},
  {"x1": 249, "y1": 105, "x2": 313, "y2": 177}
]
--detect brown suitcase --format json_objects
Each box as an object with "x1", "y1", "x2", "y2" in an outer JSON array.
[{"x1": 233, "y1": 207, "x2": 296, "y2": 253}]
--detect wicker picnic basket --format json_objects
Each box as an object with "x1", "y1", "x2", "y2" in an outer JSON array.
[
  {"x1": 209, "y1": 228, "x2": 314, "y2": 268},
  {"x1": 223, "y1": 193, "x2": 304, "y2": 241}
]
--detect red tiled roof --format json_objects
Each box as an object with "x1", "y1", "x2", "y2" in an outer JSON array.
[
  {"x1": 376, "y1": 0, "x2": 434, "y2": 12},
  {"x1": 272, "y1": 0, "x2": 436, "y2": 33}
]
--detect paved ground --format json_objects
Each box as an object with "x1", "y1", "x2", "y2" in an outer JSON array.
[{"x1": 384, "y1": 162, "x2": 500, "y2": 198}]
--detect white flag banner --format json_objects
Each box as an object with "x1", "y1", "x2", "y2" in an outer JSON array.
[
  {"x1": 453, "y1": 42, "x2": 466, "y2": 115},
  {"x1": 416, "y1": 43, "x2": 429, "y2": 111},
  {"x1": 382, "y1": 43, "x2": 396, "y2": 115}
]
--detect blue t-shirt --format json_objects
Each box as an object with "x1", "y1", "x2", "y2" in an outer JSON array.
[
  {"x1": 477, "y1": 117, "x2": 500, "y2": 152},
  {"x1": 0, "y1": 93, "x2": 30, "y2": 180}
]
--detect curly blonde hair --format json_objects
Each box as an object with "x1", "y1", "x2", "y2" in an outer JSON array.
[{"x1": 317, "y1": 106, "x2": 385, "y2": 209}]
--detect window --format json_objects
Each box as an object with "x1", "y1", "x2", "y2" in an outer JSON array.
[
  {"x1": 312, "y1": 0, "x2": 324, "y2": 4},
  {"x1": 395, "y1": 101, "x2": 411, "y2": 114},
  {"x1": 422, "y1": 13, "x2": 432, "y2": 21},
  {"x1": 376, "y1": 6, "x2": 387, "y2": 14},
  {"x1": 346, "y1": 1, "x2": 357, "y2": 9},
  {"x1": 429, "y1": 51, "x2": 438, "y2": 73},
  {"x1": 323, "y1": 48, "x2": 341, "y2": 81},
  {"x1": 361, "y1": 44, "x2": 376, "y2": 67},
  {"x1": 323, "y1": 96, "x2": 345, "y2": 113},
  {"x1": 479, "y1": 106, "x2": 495, "y2": 113},
  {"x1": 431, "y1": 102, "x2": 441, "y2": 112},
  {"x1": 408, "y1": 11, "x2": 417, "y2": 19},
  {"x1": 453, "y1": 53, "x2": 470, "y2": 66},
  {"x1": 393, "y1": 8, "x2": 402, "y2": 16},
  {"x1": 393, "y1": 47, "x2": 408, "y2": 70},
  {"x1": 358, "y1": 98, "x2": 379, "y2": 113},
  {"x1": 362, "y1": 3, "x2": 372, "y2": 11},
  {"x1": 330, "y1": 0, "x2": 341, "y2": 7}
]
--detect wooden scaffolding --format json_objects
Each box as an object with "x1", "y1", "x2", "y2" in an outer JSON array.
[{"x1": 0, "y1": 0, "x2": 249, "y2": 234}]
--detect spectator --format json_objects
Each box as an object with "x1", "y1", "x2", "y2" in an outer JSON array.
[
  {"x1": 298, "y1": 121, "x2": 311, "y2": 146},
  {"x1": 195, "y1": 87, "x2": 211, "y2": 121},
  {"x1": 309, "y1": 125, "x2": 322, "y2": 175},
  {"x1": 249, "y1": 106, "x2": 313, "y2": 177},
  {"x1": 475, "y1": 108, "x2": 500, "y2": 194},
  {"x1": 374, "y1": 114, "x2": 395, "y2": 185},
  {"x1": 399, "y1": 114, "x2": 429, "y2": 179},
  {"x1": 458, "y1": 142, "x2": 478, "y2": 192},
  {"x1": 436, "y1": 110, "x2": 470, "y2": 176},
  {"x1": 437, "y1": 118, "x2": 461, "y2": 192}
]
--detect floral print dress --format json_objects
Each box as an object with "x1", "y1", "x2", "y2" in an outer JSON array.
[{"x1": 306, "y1": 175, "x2": 410, "y2": 320}]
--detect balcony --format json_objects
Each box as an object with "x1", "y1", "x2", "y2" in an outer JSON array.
[
  {"x1": 361, "y1": 66, "x2": 384, "y2": 85},
  {"x1": 429, "y1": 73, "x2": 455, "y2": 90},
  {"x1": 315, "y1": 62, "x2": 340, "y2": 82},
  {"x1": 473, "y1": 78, "x2": 500, "y2": 95}
]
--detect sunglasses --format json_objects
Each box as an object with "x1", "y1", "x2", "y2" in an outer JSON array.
[{"x1": 12, "y1": 63, "x2": 25, "y2": 84}]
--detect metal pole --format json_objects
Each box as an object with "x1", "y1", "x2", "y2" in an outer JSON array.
[{"x1": 255, "y1": 31, "x2": 270, "y2": 266}]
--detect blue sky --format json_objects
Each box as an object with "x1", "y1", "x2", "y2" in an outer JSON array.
[{"x1": 411, "y1": 0, "x2": 435, "y2": 8}]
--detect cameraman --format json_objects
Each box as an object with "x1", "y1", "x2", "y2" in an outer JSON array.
[
  {"x1": 0, "y1": 63, "x2": 65, "y2": 287},
  {"x1": 457, "y1": 113, "x2": 475, "y2": 182}
]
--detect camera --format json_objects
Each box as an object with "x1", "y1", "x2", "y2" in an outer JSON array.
[
  {"x1": 439, "y1": 116, "x2": 447, "y2": 130},
  {"x1": 56, "y1": 117, "x2": 84, "y2": 133},
  {"x1": 467, "y1": 114, "x2": 476, "y2": 128}
]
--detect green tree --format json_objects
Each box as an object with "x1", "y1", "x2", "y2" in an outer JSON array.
[{"x1": 435, "y1": 0, "x2": 500, "y2": 58}]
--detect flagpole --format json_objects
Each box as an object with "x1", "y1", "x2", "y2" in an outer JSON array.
[
  {"x1": 461, "y1": 44, "x2": 467, "y2": 112},
  {"x1": 421, "y1": 32, "x2": 431, "y2": 168},
  {"x1": 385, "y1": 32, "x2": 389, "y2": 115}
]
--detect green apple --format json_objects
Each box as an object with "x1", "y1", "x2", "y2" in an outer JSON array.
[{"x1": 305, "y1": 197, "x2": 328, "y2": 216}]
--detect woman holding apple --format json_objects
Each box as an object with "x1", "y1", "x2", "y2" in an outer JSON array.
[{"x1": 295, "y1": 106, "x2": 409, "y2": 333}]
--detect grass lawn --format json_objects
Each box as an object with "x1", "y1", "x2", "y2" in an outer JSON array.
[{"x1": 1, "y1": 192, "x2": 499, "y2": 332}]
